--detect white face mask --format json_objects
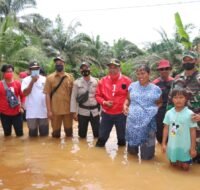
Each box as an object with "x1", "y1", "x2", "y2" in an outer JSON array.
[{"x1": 31, "y1": 70, "x2": 40, "y2": 77}]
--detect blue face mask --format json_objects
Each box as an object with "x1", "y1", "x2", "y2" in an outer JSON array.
[{"x1": 31, "y1": 70, "x2": 40, "y2": 77}]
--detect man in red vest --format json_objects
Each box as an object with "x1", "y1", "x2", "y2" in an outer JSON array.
[{"x1": 95, "y1": 59, "x2": 131, "y2": 147}]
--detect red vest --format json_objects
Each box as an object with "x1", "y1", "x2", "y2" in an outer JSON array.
[{"x1": 96, "y1": 74, "x2": 131, "y2": 114}]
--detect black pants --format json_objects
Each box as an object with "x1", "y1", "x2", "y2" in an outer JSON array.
[
  {"x1": 96, "y1": 112, "x2": 126, "y2": 147},
  {"x1": 127, "y1": 130, "x2": 156, "y2": 160},
  {"x1": 156, "y1": 108, "x2": 166, "y2": 144},
  {"x1": 78, "y1": 113, "x2": 99, "y2": 138},
  {"x1": 0, "y1": 113, "x2": 23, "y2": 136},
  {"x1": 22, "y1": 110, "x2": 26, "y2": 121}
]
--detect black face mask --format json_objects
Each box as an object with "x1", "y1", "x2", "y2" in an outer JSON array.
[
  {"x1": 81, "y1": 70, "x2": 90, "y2": 77},
  {"x1": 182, "y1": 62, "x2": 195, "y2": 70},
  {"x1": 55, "y1": 64, "x2": 64, "y2": 72}
]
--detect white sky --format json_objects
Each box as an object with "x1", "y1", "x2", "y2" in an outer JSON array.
[{"x1": 31, "y1": 0, "x2": 200, "y2": 47}]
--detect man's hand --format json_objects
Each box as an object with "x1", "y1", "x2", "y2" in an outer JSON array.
[
  {"x1": 192, "y1": 114, "x2": 200, "y2": 122},
  {"x1": 123, "y1": 104, "x2": 129, "y2": 115},
  {"x1": 161, "y1": 144, "x2": 167, "y2": 153},
  {"x1": 73, "y1": 113, "x2": 78, "y2": 121},
  {"x1": 20, "y1": 107, "x2": 24, "y2": 113},
  {"x1": 104, "y1": 101, "x2": 113, "y2": 107},
  {"x1": 31, "y1": 76, "x2": 39, "y2": 83},
  {"x1": 47, "y1": 111, "x2": 53, "y2": 119}
]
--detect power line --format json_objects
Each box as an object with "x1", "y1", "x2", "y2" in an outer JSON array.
[{"x1": 68, "y1": 0, "x2": 200, "y2": 13}]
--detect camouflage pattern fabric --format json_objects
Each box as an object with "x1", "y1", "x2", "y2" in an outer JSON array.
[{"x1": 169, "y1": 71, "x2": 200, "y2": 154}]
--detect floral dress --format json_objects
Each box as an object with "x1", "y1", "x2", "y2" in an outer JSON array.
[{"x1": 126, "y1": 81, "x2": 162, "y2": 146}]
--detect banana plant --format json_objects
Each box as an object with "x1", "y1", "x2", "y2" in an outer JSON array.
[{"x1": 175, "y1": 12, "x2": 192, "y2": 49}]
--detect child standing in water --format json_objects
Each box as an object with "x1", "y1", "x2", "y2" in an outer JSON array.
[{"x1": 162, "y1": 89, "x2": 197, "y2": 170}]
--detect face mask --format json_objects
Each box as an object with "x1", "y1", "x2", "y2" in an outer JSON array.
[
  {"x1": 31, "y1": 70, "x2": 40, "y2": 77},
  {"x1": 81, "y1": 70, "x2": 90, "y2": 77},
  {"x1": 55, "y1": 64, "x2": 64, "y2": 72},
  {"x1": 4, "y1": 72, "x2": 13, "y2": 80},
  {"x1": 182, "y1": 62, "x2": 195, "y2": 70}
]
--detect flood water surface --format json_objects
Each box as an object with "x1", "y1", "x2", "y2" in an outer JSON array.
[{"x1": 0, "y1": 124, "x2": 199, "y2": 190}]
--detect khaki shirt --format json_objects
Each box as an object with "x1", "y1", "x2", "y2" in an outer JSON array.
[
  {"x1": 44, "y1": 72, "x2": 74, "y2": 115},
  {"x1": 70, "y1": 76, "x2": 99, "y2": 117}
]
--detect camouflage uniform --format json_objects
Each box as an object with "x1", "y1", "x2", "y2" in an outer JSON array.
[{"x1": 169, "y1": 70, "x2": 200, "y2": 156}]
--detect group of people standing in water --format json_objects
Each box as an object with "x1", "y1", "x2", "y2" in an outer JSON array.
[{"x1": 0, "y1": 50, "x2": 199, "y2": 170}]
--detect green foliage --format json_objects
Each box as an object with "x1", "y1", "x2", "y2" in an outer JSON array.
[
  {"x1": 112, "y1": 38, "x2": 144, "y2": 61},
  {"x1": 0, "y1": 16, "x2": 27, "y2": 64},
  {"x1": 0, "y1": 0, "x2": 36, "y2": 17},
  {"x1": 12, "y1": 46, "x2": 49, "y2": 72},
  {"x1": 120, "y1": 62, "x2": 133, "y2": 78},
  {"x1": 90, "y1": 63, "x2": 107, "y2": 78},
  {"x1": 175, "y1": 12, "x2": 192, "y2": 49},
  {"x1": 146, "y1": 26, "x2": 184, "y2": 77},
  {"x1": 0, "y1": 2, "x2": 199, "y2": 81},
  {"x1": 42, "y1": 17, "x2": 92, "y2": 70},
  {"x1": 84, "y1": 35, "x2": 113, "y2": 71}
]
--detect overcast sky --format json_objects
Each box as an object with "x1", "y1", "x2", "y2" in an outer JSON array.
[{"x1": 31, "y1": 0, "x2": 200, "y2": 47}]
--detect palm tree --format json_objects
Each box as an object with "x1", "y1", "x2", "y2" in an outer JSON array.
[
  {"x1": 145, "y1": 27, "x2": 183, "y2": 77},
  {"x1": 0, "y1": 0, "x2": 36, "y2": 18},
  {"x1": 42, "y1": 16, "x2": 93, "y2": 75},
  {"x1": 0, "y1": 16, "x2": 26, "y2": 64},
  {"x1": 19, "y1": 13, "x2": 52, "y2": 36},
  {"x1": 112, "y1": 38, "x2": 144, "y2": 61},
  {"x1": 0, "y1": 14, "x2": 49, "y2": 73},
  {"x1": 85, "y1": 35, "x2": 113, "y2": 70}
]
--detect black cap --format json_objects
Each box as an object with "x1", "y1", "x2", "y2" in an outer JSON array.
[
  {"x1": 29, "y1": 61, "x2": 40, "y2": 69},
  {"x1": 80, "y1": 62, "x2": 90, "y2": 69},
  {"x1": 53, "y1": 56, "x2": 65, "y2": 62}
]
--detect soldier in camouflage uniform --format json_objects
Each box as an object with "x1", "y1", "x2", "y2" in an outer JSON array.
[{"x1": 168, "y1": 50, "x2": 200, "y2": 163}]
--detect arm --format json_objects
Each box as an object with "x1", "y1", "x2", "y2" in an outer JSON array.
[
  {"x1": 162, "y1": 125, "x2": 169, "y2": 153},
  {"x1": 22, "y1": 77, "x2": 38, "y2": 96},
  {"x1": 45, "y1": 93, "x2": 52, "y2": 119},
  {"x1": 70, "y1": 81, "x2": 78, "y2": 121},
  {"x1": 69, "y1": 74, "x2": 74, "y2": 96},
  {"x1": 123, "y1": 93, "x2": 130, "y2": 115},
  {"x1": 190, "y1": 127, "x2": 197, "y2": 158},
  {"x1": 95, "y1": 80, "x2": 105, "y2": 105},
  {"x1": 166, "y1": 81, "x2": 175, "y2": 111},
  {"x1": 192, "y1": 113, "x2": 200, "y2": 122},
  {"x1": 95, "y1": 79, "x2": 115, "y2": 107},
  {"x1": 18, "y1": 82, "x2": 26, "y2": 112},
  {"x1": 156, "y1": 95, "x2": 163, "y2": 108},
  {"x1": 43, "y1": 77, "x2": 52, "y2": 119}
]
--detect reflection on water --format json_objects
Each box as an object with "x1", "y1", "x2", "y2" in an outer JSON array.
[{"x1": 0, "y1": 122, "x2": 199, "y2": 190}]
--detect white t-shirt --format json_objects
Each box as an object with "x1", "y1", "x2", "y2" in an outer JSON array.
[{"x1": 21, "y1": 75, "x2": 47, "y2": 119}]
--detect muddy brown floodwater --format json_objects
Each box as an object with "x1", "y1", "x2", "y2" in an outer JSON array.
[{"x1": 0, "y1": 122, "x2": 199, "y2": 190}]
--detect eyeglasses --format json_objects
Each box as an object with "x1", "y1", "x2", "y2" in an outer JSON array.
[{"x1": 158, "y1": 68, "x2": 171, "y2": 71}]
